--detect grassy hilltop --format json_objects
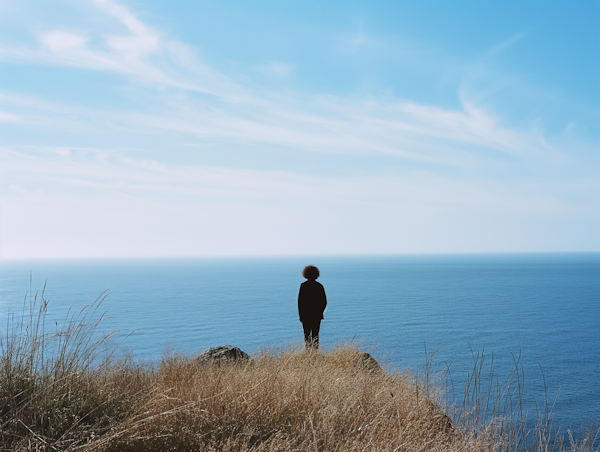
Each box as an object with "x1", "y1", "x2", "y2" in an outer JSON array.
[{"x1": 0, "y1": 294, "x2": 597, "y2": 451}]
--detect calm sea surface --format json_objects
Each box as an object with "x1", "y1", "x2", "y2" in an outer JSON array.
[{"x1": 0, "y1": 254, "x2": 598, "y2": 434}]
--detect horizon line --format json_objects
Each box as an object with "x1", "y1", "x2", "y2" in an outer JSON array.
[{"x1": 2, "y1": 250, "x2": 600, "y2": 263}]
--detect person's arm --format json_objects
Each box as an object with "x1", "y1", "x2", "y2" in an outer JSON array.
[{"x1": 298, "y1": 285, "x2": 304, "y2": 322}]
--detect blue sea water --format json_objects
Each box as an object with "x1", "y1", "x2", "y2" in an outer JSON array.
[{"x1": 0, "y1": 253, "x2": 598, "y2": 435}]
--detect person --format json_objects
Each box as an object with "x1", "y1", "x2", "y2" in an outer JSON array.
[{"x1": 298, "y1": 265, "x2": 327, "y2": 349}]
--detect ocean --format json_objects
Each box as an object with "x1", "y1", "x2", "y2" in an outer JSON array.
[{"x1": 0, "y1": 253, "x2": 598, "y2": 435}]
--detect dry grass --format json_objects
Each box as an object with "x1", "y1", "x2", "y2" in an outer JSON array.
[
  {"x1": 88, "y1": 347, "x2": 474, "y2": 452},
  {"x1": 0, "y1": 287, "x2": 152, "y2": 450},
  {"x1": 1, "y1": 290, "x2": 597, "y2": 451}
]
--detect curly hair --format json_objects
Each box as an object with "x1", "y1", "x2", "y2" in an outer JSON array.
[{"x1": 302, "y1": 265, "x2": 320, "y2": 280}]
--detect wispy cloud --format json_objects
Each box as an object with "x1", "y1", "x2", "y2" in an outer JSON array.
[
  {"x1": 0, "y1": 111, "x2": 20, "y2": 122},
  {"x1": 255, "y1": 61, "x2": 294, "y2": 78},
  {"x1": 4, "y1": 140, "x2": 596, "y2": 259},
  {"x1": 0, "y1": 1, "x2": 562, "y2": 169},
  {"x1": 0, "y1": 1, "x2": 241, "y2": 99},
  {"x1": 341, "y1": 21, "x2": 392, "y2": 50},
  {"x1": 2, "y1": 143, "x2": 588, "y2": 214},
  {"x1": 0, "y1": 85, "x2": 550, "y2": 172},
  {"x1": 41, "y1": 30, "x2": 88, "y2": 52}
]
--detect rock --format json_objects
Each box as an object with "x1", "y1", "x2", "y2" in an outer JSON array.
[
  {"x1": 195, "y1": 345, "x2": 252, "y2": 365},
  {"x1": 328, "y1": 350, "x2": 383, "y2": 373},
  {"x1": 355, "y1": 352, "x2": 382, "y2": 373}
]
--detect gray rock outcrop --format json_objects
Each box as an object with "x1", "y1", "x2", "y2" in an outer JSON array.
[
  {"x1": 195, "y1": 345, "x2": 252, "y2": 365},
  {"x1": 355, "y1": 351, "x2": 382, "y2": 373}
]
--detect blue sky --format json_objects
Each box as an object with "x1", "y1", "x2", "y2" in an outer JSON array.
[{"x1": 0, "y1": 0, "x2": 598, "y2": 259}]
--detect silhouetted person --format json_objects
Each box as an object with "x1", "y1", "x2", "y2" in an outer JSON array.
[{"x1": 298, "y1": 265, "x2": 327, "y2": 349}]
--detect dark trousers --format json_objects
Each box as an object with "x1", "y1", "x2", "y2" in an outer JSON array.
[{"x1": 302, "y1": 319, "x2": 321, "y2": 349}]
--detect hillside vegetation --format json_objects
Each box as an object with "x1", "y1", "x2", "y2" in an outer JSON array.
[{"x1": 0, "y1": 292, "x2": 597, "y2": 451}]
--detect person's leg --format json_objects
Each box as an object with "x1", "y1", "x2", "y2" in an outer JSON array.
[
  {"x1": 312, "y1": 319, "x2": 321, "y2": 349},
  {"x1": 302, "y1": 321, "x2": 312, "y2": 348}
]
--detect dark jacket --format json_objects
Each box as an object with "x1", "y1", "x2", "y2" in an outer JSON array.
[{"x1": 298, "y1": 280, "x2": 327, "y2": 322}]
